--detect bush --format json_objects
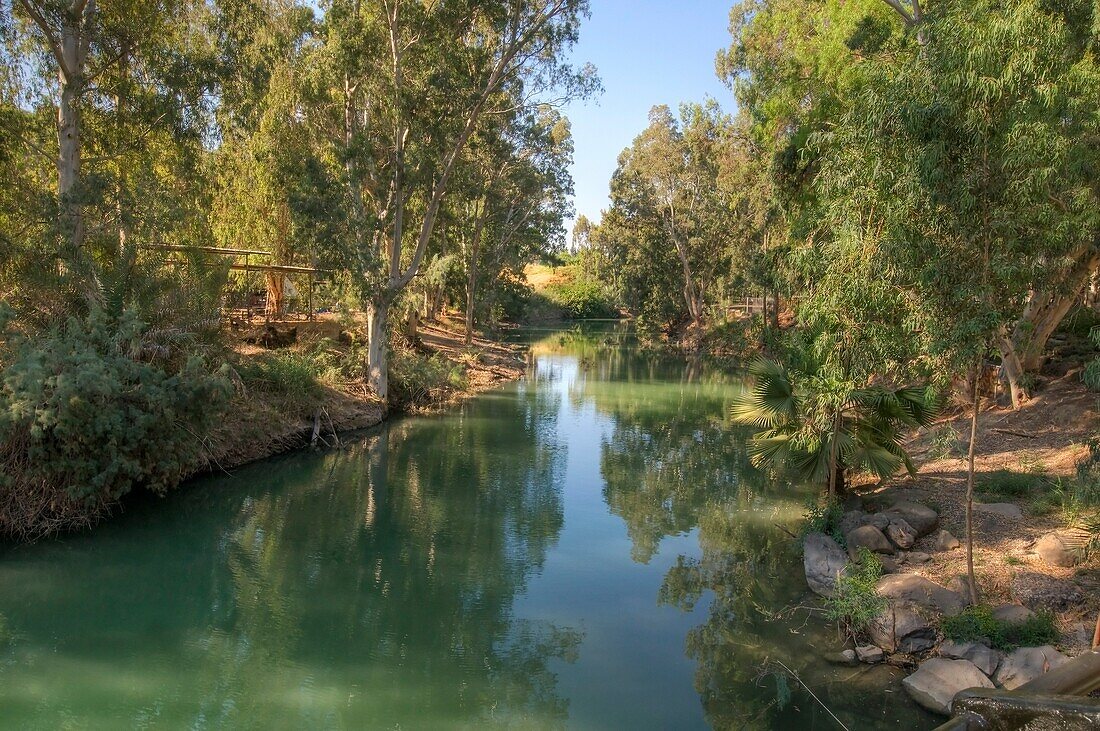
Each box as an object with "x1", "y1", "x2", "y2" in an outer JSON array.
[
  {"x1": 825, "y1": 548, "x2": 887, "y2": 635},
  {"x1": 543, "y1": 280, "x2": 619, "y2": 320},
  {"x1": 236, "y1": 349, "x2": 325, "y2": 415},
  {"x1": 941, "y1": 605, "x2": 1059, "y2": 651},
  {"x1": 389, "y1": 348, "x2": 466, "y2": 407},
  {"x1": 0, "y1": 310, "x2": 231, "y2": 539},
  {"x1": 976, "y1": 470, "x2": 1048, "y2": 498},
  {"x1": 804, "y1": 498, "x2": 846, "y2": 545}
]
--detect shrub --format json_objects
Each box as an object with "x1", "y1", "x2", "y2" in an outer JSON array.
[
  {"x1": 825, "y1": 548, "x2": 887, "y2": 635},
  {"x1": 0, "y1": 310, "x2": 231, "y2": 539},
  {"x1": 804, "y1": 498, "x2": 846, "y2": 545},
  {"x1": 236, "y1": 349, "x2": 325, "y2": 415},
  {"x1": 389, "y1": 348, "x2": 466, "y2": 407},
  {"x1": 543, "y1": 280, "x2": 619, "y2": 320},
  {"x1": 941, "y1": 605, "x2": 1059, "y2": 651},
  {"x1": 976, "y1": 470, "x2": 1048, "y2": 498}
]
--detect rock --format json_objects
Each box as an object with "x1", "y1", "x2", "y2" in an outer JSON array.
[
  {"x1": 903, "y1": 658, "x2": 995, "y2": 715},
  {"x1": 886, "y1": 518, "x2": 917, "y2": 549},
  {"x1": 1035, "y1": 532, "x2": 1080, "y2": 568},
  {"x1": 946, "y1": 575, "x2": 973, "y2": 601},
  {"x1": 905, "y1": 551, "x2": 932, "y2": 564},
  {"x1": 866, "y1": 513, "x2": 890, "y2": 531},
  {"x1": 993, "y1": 646, "x2": 1069, "y2": 690},
  {"x1": 839, "y1": 510, "x2": 867, "y2": 537},
  {"x1": 846, "y1": 525, "x2": 895, "y2": 561},
  {"x1": 841, "y1": 495, "x2": 863, "y2": 512},
  {"x1": 868, "y1": 601, "x2": 936, "y2": 653},
  {"x1": 883, "y1": 501, "x2": 939, "y2": 536},
  {"x1": 876, "y1": 574, "x2": 969, "y2": 617},
  {"x1": 878, "y1": 554, "x2": 900, "y2": 573},
  {"x1": 826, "y1": 649, "x2": 858, "y2": 665},
  {"x1": 803, "y1": 532, "x2": 849, "y2": 597},
  {"x1": 856, "y1": 644, "x2": 884, "y2": 664},
  {"x1": 1011, "y1": 571, "x2": 1084, "y2": 611},
  {"x1": 974, "y1": 502, "x2": 1023, "y2": 520},
  {"x1": 939, "y1": 640, "x2": 1002, "y2": 677},
  {"x1": 933, "y1": 530, "x2": 961, "y2": 552},
  {"x1": 992, "y1": 603, "x2": 1034, "y2": 625}
]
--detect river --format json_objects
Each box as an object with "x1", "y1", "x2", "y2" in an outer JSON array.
[{"x1": 0, "y1": 324, "x2": 932, "y2": 729}]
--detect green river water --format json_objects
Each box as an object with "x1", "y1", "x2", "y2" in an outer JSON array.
[{"x1": 0, "y1": 325, "x2": 932, "y2": 729}]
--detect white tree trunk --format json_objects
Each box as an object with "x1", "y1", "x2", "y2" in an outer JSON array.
[{"x1": 367, "y1": 302, "x2": 389, "y2": 404}]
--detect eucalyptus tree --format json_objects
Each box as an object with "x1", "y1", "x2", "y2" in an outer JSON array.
[
  {"x1": 457, "y1": 106, "x2": 573, "y2": 342},
  {"x1": 818, "y1": 0, "x2": 1100, "y2": 600},
  {"x1": 307, "y1": 0, "x2": 594, "y2": 402},
  {"x1": 7, "y1": 0, "x2": 225, "y2": 321}
]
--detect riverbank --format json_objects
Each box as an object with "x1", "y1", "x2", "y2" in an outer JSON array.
[{"x1": 190, "y1": 315, "x2": 528, "y2": 479}]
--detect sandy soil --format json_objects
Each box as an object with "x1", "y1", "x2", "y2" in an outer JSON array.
[{"x1": 859, "y1": 370, "x2": 1099, "y2": 651}]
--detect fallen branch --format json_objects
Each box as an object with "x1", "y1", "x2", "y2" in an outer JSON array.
[{"x1": 991, "y1": 427, "x2": 1036, "y2": 439}]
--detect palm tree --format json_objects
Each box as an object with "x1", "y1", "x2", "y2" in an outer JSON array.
[{"x1": 731, "y1": 358, "x2": 939, "y2": 498}]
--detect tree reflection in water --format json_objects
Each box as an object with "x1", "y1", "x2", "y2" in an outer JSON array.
[{"x1": 0, "y1": 378, "x2": 579, "y2": 729}]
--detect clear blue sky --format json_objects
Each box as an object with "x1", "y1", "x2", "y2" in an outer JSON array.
[{"x1": 562, "y1": 0, "x2": 736, "y2": 241}]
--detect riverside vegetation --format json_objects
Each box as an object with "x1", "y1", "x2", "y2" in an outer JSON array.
[{"x1": 2, "y1": 0, "x2": 1100, "y2": 725}]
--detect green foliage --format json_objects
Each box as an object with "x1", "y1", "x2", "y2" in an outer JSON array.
[
  {"x1": 976, "y1": 470, "x2": 1049, "y2": 498},
  {"x1": 542, "y1": 280, "x2": 619, "y2": 320},
  {"x1": 0, "y1": 311, "x2": 231, "y2": 539},
  {"x1": 803, "y1": 499, "x2": 846, "y2": 545},
  {"x1": 389, "y1": 349, "x2": 467, "y2": 408},
  {"x1": 1083, "y1": 326, "x2": 1100, "y2": 392},
  {"x1": 824, "y1": 548, "x2": 886, "y2": 635},
  {"x1": 941, "y1": 605, "x2": 1059, "y2": 651},
  {"x1": 731, "y1": 356, "x2": 939, "y2": 490},
  {"x1": 928, "y1": 424, "x2": 962, "y2": 461},
  {"x1": 236, "y1": 350, "x2": 325, "y2": 415}
]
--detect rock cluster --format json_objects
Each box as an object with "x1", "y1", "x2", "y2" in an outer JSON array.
[{"x1": 800, "y1": 497, "x2": 1079, "y2": 718}]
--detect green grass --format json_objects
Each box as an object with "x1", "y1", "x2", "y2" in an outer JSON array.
[
  {"x1": 976, "y1": 470, "x2": 1049, "y2": 499},
  {"x1": 803, "y1": 499, "x2": 846, "y2": 546},
  {"x1": 824, "y1": 548, "x2": 887, "y2": 636},
  {"x1": 941, "y1": 605, "x2": 1059, "y2": 651},
  {"x1": 237, "y1": 350, "x2": 325, "y2": 414}
]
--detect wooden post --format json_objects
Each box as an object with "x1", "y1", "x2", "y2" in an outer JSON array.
[{"x1": 308, "y1": 273, "x2": 314, "y2": 322}]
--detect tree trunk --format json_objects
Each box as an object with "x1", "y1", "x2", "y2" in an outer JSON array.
[
  {"x1": 366, "y1": 301, "x2": 389, "y2": 404},
  {"x1": 964, "y1": 364, "x2": 981, "y2": 605},
  {"x1": 58, "y1": 30, "x2": 83, "y2": 254},
  {"x1": 996, "y1": 333, "x2": 1029, "y2": 409},
  {"x1": 1015, "y1": 250, "x2": 1100, "y2": 371},
  {"x1": 827, "y1": 412, "x2": 842, "y2": 500},
  {"x1": 465, "y1": 262, "x2": 476, "y2": 345}
]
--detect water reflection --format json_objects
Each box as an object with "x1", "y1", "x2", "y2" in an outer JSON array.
[{"x1": 0, "y1": 380, "x2": 577, "y2": 729}]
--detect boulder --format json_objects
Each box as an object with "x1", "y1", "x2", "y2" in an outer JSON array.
[
  {"x1": 866, "y1": 513, "x2": 890, "y2": 531},
  {"x1": 905, "y1": 551, "x2": 932, "y2": 564},
  {"x1": 939, "y1": 640, "x2": 1002, "y2": 677},
  {"x1": 991, "y1": 603, "x2": 1034, "y2": 625},
  {"x1": 902, "y1": 658, "x2": 995, "y2": 715},
  {"x1": 1035, "y1": 532, "x2": 1080, "y2": 568},
  {"x1": 1011, "y1": 571, "x2": 1083, "y2": 611},
  {"x1": 839, "y1": 510, "x2": 867, "y2": 537},
  {"x1": 856, "y1": 644, "x2": 884, "y2": 664},
  {"x1": 876, "y1": 574, "x2": 968, "y2": 617},
  {"x1": 946, "y1": 575, "x2": 973, "y2": 601},
  {"x1": 868, "y1": 601, "x2": 936, "y2": 653},
  {"x1": 974, "y1": 502, "x2": 1023, "y2": 520},
  {"x1": 826, "y1": 649, "x2": 858, "y2": 665},
  {"x1": 803, "y1": 532, "x2": 849, "y2": 597},
  {"x1": 883, "y1": 501, "x2": 939, "y2": 536},
  {"x1": 993, "y1": 646, "x2": 1069, "y2": 690},
  {"x1": 933, "y1": 530, "x2": 961, "y2": 552},
  {"x1": 878, "y1": 554, "x2": 900, "y2": 573},
  {"x1": 846, "y1": 525, "x2": 895, "y2": 561},
  {"x1": 886, "y1": 518, "x2": 917, "y2": 550}
]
